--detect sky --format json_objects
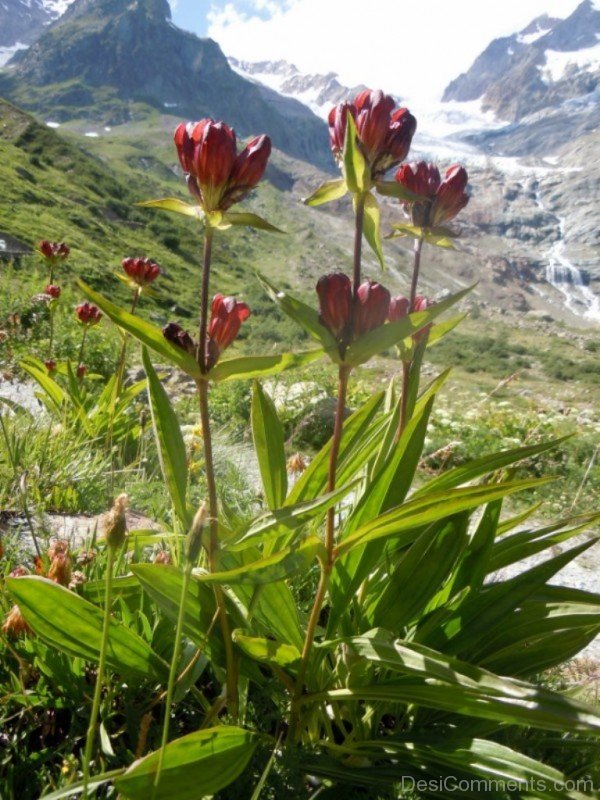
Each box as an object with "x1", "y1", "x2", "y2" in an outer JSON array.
[{"x1": 170, "y1": 0, "x2": 583, "y2": 102}]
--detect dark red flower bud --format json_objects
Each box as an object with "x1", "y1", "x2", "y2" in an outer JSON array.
[
  {"x1": 44, "y1": 359, "x2": 57, "y2": 373},
  {"x1": 354, "y1": 281, "x2": 391, "y2": 336},
  {"x1": 162, "y1": 322, "x2": 196, "y2": 355},
  {"x1": 206, "y1": 294, "x2": 250, "y2": 368},
  {"x1": 316, "y1": 273, "x2": 353, "y2": 338},
  {"x1": 45, "y1": 284, "x2": 61, "y2": 299},
  {"x1": 39, "y1": 241, "x2": 70, "y2": 262},
  {"x1": 224, "y1": 135, "x2": 272, "y2": 208},
  {"x1": 76, "y1": 363, "x2": 87, "y2": 379},
  {"x1": 122, "y1": 257, "x2": 161, "y2": 287},
  {"x1": 431, "y1": 165, "x2": 469, "y2": 225},
  {"x1": 10, "y1": 566, "x2": 29, "y2": 577},
  {"x1": 388, "y1": 295, "x2": 410, "y2": 321},
  {"x1": 328, "y1": 90, "x2": 416, "y2": 178},
  {"x1": 412, "y1": 295, "x2": 435, "y2": 342},
  {"x1": 75, "y1": 302, "x2": 102, "y2": 326},
  {"x1": 395, "y1": 162, "x2": 469, "y2": 227}
]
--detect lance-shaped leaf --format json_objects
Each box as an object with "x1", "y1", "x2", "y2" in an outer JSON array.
[
  {"x1": 232, "y1": 632, "x2": 302, "y2": 672},
  {"x1": 77, "y1": 280, "x2": 201, "y2": 378},
  {"x1": 326, "y1": 635, "x2": 600, "y2": 733},
  {"x1": 251, "y1": 381, "x2": 287, "y2": 509},
  {"x1": 137, "y1": 197, "x2": 204, "y2": 219},
  {"x1": 304, "y1": 178, "x2": 348, "y2": 207},
  {"x1": 360, "y1": 192, "x2": 385, "y2": 269},
  {"x1": 20, "y1": 356, "x2": 67, "y2": 412},
  {"x1": 221, "y1": 211, "x2": 285, "y2": 233},
  {"x1": 343, "y1": 114, "x2": 369, "y2": 193},
  {"x1": 116, "y1": 727, "x2": 258, "y2": 800},
  {"x1": 375, "y1": 181, "x2": 428, "y2": 202},
  {"x1": 143, "y1": 348, "x2": 190, "y2": 527},
  {"x1": 197, "y1": 537, "x2": 325, "y2": 585},
  {"x1": 258, "y1": 273, "x2": 339, "y2": 354},
  {"x1": 344, "y1": 284, "x2": 475, "y2": 366},
  {"x1": 210, "y1": 349, "x2": 322, "y2": 382},
  {"x1": 7, "y1": 577, "x2": 168, "y2": 681}
]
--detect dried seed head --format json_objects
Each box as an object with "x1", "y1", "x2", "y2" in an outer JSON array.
[
  {"x1": 103, "y1": 494, "x2": 129, "y2": 550},
  {"x1": 2, "y1": 604, "x2": 31, "y2": 637},
  {"x1": 287, "y1": 453, "x2": 307, "y2": 475},
  {"x1": 185, "y1": 502, "x2": 208, "y2": 565},
  {"x1": 48, "y1": 552, "x2": 72, "y2": 587}
]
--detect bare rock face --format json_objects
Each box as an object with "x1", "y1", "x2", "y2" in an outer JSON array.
[{"x1": 0, "y1": 0, "x2": 76, "y2": 49}]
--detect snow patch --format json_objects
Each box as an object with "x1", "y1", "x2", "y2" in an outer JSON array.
[
  {"x1": 0, "y1": 41, "x2": 28, "y2": 68},
  {"x1": 163, "y1": 102, "x2": 178, "y2": 108},
  {"x1": 540, "y1": 41, "x2": 600, "y2": 83},
  {"x1": 517, "y1": 28, "x2": 551, "y2": 45},
  {"x1": 45, "y1": 121, "x2": 61, "y2": 128},
  {"x1": 84, "y1": 132, "x2": 99, "y2": 138}
]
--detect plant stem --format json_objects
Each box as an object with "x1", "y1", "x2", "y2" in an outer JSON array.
[
  {"x1": 114, "y1": 288, "x2": 140, "y2": 399},
  {"x1": 77, "y1": 327, "x2": 88, "y2": 368},
  {"x1": 48, "y1": 307, "x2": 55, "y2": 359},
  {"x1": 82, "y1": 545, "x2": 115, "y2": 797},
  {"x1": 409, "y1": 237, "x2": 423, "y2": 310},
  {"x1": 152, "y1": 563, "x2": 192, "y2": 800},
  {"x1": 195, "y1": 225, "x2": 238, "y2": 718},
  {"x1": 288, "y1": 365, "x2": 350, "y2": 742},
  {"x1": 352, "y1": 193, "x2": 366, "y2": 297}
]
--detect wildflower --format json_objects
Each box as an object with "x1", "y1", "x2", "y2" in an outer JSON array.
[
  {"x1": 287, "y1": 453, "x2": 307, "y2": 475},
  {"x1": 174, "y1": 120, "x2": 271, "y2": 212},
  {"x1": 48, "y1": 540, "x2": 69, "y2": 560},
  {"x1": 9, "y1": 566, "x2": 29, "y2": 577},
  {"x1": 2, "y1": 604, "x2": 31, "y2": 637},
  {"x1": 44, "y1": 359, "x2": 57, "y2": 373},
  {"x1": 76, "y1": 363, "x2": 87, "y2": 380},
  {"x1": 395, "y1": 162, "x2": 469, "y2": 227},
  {"x1": 154, "y1": 550, "x2": 171, "y2": 565},
  {"x1": 354, "y1": 281, "x2": 391, "y2": 336},
  {"x1": 388, "y1": 295, "x2": 410, "y2": 321},
  {"x1": 206, "y1": 294, "x2": 250, "y2": 368},
  {"x1": 69, "y1": 570, "x2": 87, "y2": 590},
  {"x1": 102, "y1": 494, "x2": 128, "y2": 550},
  {"x1": 162, "y1": 322, "x2": 196, "y2": 355},
  {"x1": 328, "y1": 90, "x2": 416, "y2": 179},
  {"x1": 75, "y1": 302, "x2": 102, "y2": 326},
  {"x1": 39, "y1": 241, "x2": 70, "y2": 262},
  {"x1": 412, "y1": 295, "x2": 436, "y2": 342},
  {"x1": 122, "y1": 257, "x2": 161, "y2": 288},
  {"x1": 45, "y1": 284, "x2": 61, "y2": 299},
  {"x1": 316, "y1": 273, "x2": 353, "y2": 339},
  {"x1": 77, "y1": 550, "x2": 96, "y2": 566}
]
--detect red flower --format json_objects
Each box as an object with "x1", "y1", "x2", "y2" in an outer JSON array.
[
  {"x1": 206, "y1": 294, "x2": 250, "y2": 368},
  {"x1": 122, "y1": 257, "x2": 161, "y2": 287},
  {"x1": 174, "y1": 120, "x2": 271, "y2": 212},
  {"x1": 162, "y1": 322, "x2": 196, "y2": 355},
  {"x1": 75, "y1": 302, "x2": 102, "y2": 326},
  {"x1": 44, "y1": 359, "x2": 57, "y2": 373},
  {"x1": 412, "y1": 295, "x2": 435, "y2": 342},
  {"x1": 39, "y1": 241, "x2": 70, "y2": 262},
  {"x1": 388, "y1": 295, "x2": 410, "y2": 321},
  {"x1": 354, "y1": 280, "x2": 391, "y2": 336},
  {"x1": 316, "y1": 273, "x2": 353, "y2": 339},
  {"x1": 45, "y1": 284, "x2": 61, "y2": 299},
  {"x1": 76, "y1": 363, "x2": 87, "y2": 380},
  {"x1": 395, "y1": 162, "x2": 469, "y2": 227},
  {"x1": 328, "y1": 90, "x2": 416, "y2": 179}
]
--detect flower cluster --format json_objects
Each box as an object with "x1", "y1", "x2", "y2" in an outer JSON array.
[
  {"x1": 174, "y1": 120, "x2": 271, "y2": 213},
  {"x1": 328, "y1": 89, "x2": 416, "y2": 179},
  {"x1": 75, "y1": 302, "x2": 102, "y2": 327},
  {"x1": 45, "y1": 284, "x2": 61, "y2": 299},
  {"x1": 395, "y1": 162, "x2": 469, "y2": 227},
  {"x1": 122, "y1": 257, "x2": 161, "y2": 288},
  {"x1": 39, "y1": 240, "x2": 70, "y2": 263},
  {"x1": 163, "y1": 294, "x2": 250, "y2": 371}
]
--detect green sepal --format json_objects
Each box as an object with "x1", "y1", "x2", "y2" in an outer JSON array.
[
  {"x1": 221, "y1": 211, "x2": 285, "y2": 233},
  {"x1": 304, "y1": 178, "x2": 348, "y2": 207},
  {"x1": 361, "y1": 192, "x2": 385, "y2": 269},
  {"x1": 343, "y1": 114, "x2": 369, "y2": 193},
  {"x1": 137, "y1": 197, "x2": 204, "y2": 219}
]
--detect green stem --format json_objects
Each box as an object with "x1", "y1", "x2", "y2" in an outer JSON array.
[
  {"x1": 151, "y1": 563, "x2": 192, "y2": 799},
  {"x1": 409, "y1": 237, "x2": 423, "y2": 310},
  {"x1": 195, "y1": 226, "x2": 238, "y2": 718},
  {"x1": 114, "y1": 289, "x2": 140, "y2": 400},
  {"x1": 396, "y1": 360, "x2": 411, "y2": 443},
  {"x1": 288, "y1": 365, "x2": 350, "y2": 742},
  {"x1": 77, "y1": 326, "x2": 88, "y2": 368},
  {"x1": 48, "y1": 306, "x2": 55, "y2": 359},
  {"x1": 82, "y1": 546, "x2": 115, "y2": 796},
  {"x1": 352, "y1": 193, "x2": 366, "y2": 295}
]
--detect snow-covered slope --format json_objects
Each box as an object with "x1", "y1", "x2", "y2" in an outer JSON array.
[{"x1": 0, "y1": 0, "x2": 77, "y2": 55}]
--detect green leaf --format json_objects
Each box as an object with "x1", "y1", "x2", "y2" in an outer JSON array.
[
  {"x1": 198, "y1": 537, "x2": 325, "y2": 585},
  {"x1": 413, "y1": 436, "x2": 570, "y2": 498},
  {"x1": 143, "y1": 348, "x2": 190, "y2": 527},
  {"x1": 20, "y1": 357, "x2": 67, "y2": 412},
  {"x1": 7, "y1": 577, "x2": 168, "y2": 681},
  {"x1": 336, "y1": 478, "x2": 554, "y2": 557},
  {"x1": 257, "y1": 273, "x2": 338, "y2": 353},
  {"x1": 304, "y1": 178, "x2": 348, "y2": 207},
  {"x1": 232, "y1": 632, "x2": 302, "y2": 671},
  {"x1": 344, "y1": 284, "x2": 475, "y2": 366},
  {"x1": 361, "y1": 192, "x2": 385, "y2": 269},
  {"x1": 77, "y1": 280, "x2": 201, "y2": 378},
  {"x1": 210, "y1": 350, "x2": 322, "y2": 382},
  {"x1": 343, "y1": 114, "x2": 369, "y2": 193},
  {"x1": 426, "y1": 314, "x2": 467, "y2": 346},
  {"x1": 375, "y1": 181, "x2": 427, "y2": 202},
  {"x1": 251, "y1": 382, "x2": 287, "y2": 509},
  {"x1": 41, "y1": 769, "x2": 125, "y2": 799},
  {"x1": 332, "y1": 635, "x2": 600, "y2": 733},
  {"x1": 137, "y1": 197, "x2": 204, "y2": 219},
  {"x1": 222, "y1": 211, "x2": 285, "y2": 233},
  {"x1": 116, "y1": 727, "x2": 257, "y2": 800}
]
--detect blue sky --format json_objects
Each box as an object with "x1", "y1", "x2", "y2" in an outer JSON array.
[{"x1": 170, "y1": 0, "x2": 583, "y2": 101}]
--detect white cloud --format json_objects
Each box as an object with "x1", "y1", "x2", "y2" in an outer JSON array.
[{"x1": 207, "y1": 0, "x2": 583, "y2": 102}]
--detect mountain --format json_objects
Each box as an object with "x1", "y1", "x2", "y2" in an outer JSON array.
[
  {"x1": 443, "y1": 0, "x2": 599, "y2": 125},
  {"x1": 0, "y1": 0, "x2": 334, "y2": 171},
  {"x1": 0, "y1": 0, "x2": 75, "y2": 50}
]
